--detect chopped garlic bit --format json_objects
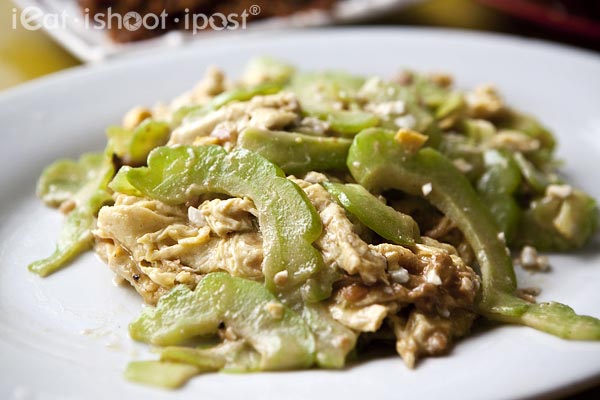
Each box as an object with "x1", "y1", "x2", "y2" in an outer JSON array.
[
  {"x1": 518, "y1": 245, "x2": 550, "y2": 272},
  {"x1": 389, "y1": 268, "x2": 410, "y2": 284},
  {"x1": 298, "y1": 116, "x2": 330, "y2": 135},
  {"x1": 466, "y1": 84, "x2": 503, "y2": 118},
  {"x1": 438, "y1": 307, "x2": 450, "y2": 318},
  {"x1": 428, "y1": 72, "x2": 453, "y2": 88},
  {"x1": 452, "y1": 158, "x2": 473, "y2": 174},
  {"x1": 222, "y1": 326, "x2": 238, "y2": 341},
  {"x1": 516, "y1": 287, "x2": 541, "y2": 303},
  {"x1": 59, "y1": 199, "x2": 76, "y2": 214},
  {"x1": 421, "y1": 182, "x2": 433, "y2": 197},
  {"x1": 425, "y1": 269, "x2": 442, "y2": 286},
  {"x1": 546, "y1": 184, "x2": 573, "y2": 200},
  {"x1": 497, "y1": 231, "x2": 506, "y2": 243},
  {"x1": 358, "y1": 76, "x2": 384, "y2": 98},
  {"x1": 394, "y1": 70, "x2": 414, "y2": 86},
  {"x1": 459, "y1": 276, "x2": 473, "y2": 292},
  {"x1": 489, "y1": 130, "x2": 540, "y2": 153},
  {"x1": 192, "y1": 136, "x2": 220, "y2": 146},
  {"x1": 329, "y1": 304, "x2": 388, "y2": 332},
  {"x1": 302, "y1": 171, "x2": 329, "y2": 184},
  {"x1": 122, "y1": 106, "x2": 152, "y2": 130},
  {"x1": 273, "y1": 270, "x2": 289, "y2": 286},
  {"x1": 364, "y1": 100, "x2": 406, "y2": 117},
  {"x1": 394, "y1": 115, "x2": 416, "y2": 130},
  {"x1": 265, "y1": 302, "x2": 284, "y2": 320}
]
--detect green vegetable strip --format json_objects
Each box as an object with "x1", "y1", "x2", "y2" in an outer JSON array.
[
  {"x1": 435, "y1": 91, "x2": 465, "y2": 121},
  {"x1": 476, "y1": 150, "x2": 522, "y2": 244},
  {"x1": 107, "y1": 120, "x2": 171, "y2": 166},
  {"x1": 513, "y1": 152, "x2": 551, "y2": 193},
  {"x1": 209, "y1": 82, "x2": 282, "y2": 110},
  {"x1": 160, "y1": 347, "x2": 227, "y2": 372},
  {"x1": 29, "y1": 152, "x2": 114, "y2": 277},
  {"x1": 129, "y1": 273, "x2": 316, "y2": 370},
  {"x1": 288, "y1": 71, "x2": 379, "y2": 136},
  {"x1": 106, "y1": 165, "x2": 141, "y2": 197},
  {"x1": 238, "y1": 128, "x2": 352, "y2": 175},
  {"x1": 484, "y1": 292, "x2": 600, "y2": 340},
  {"x1": 36, "y1": 153, "x2": 106, "y2": 207},
  {"x1": 28, "y1": 206, "x2": 98, "y2": 277},
  {"x1": 348, "y1": 128, "x2": 600, "y2": 339},
  {"x1": 302, "y1": 105, "x2": 380, "y2": 136},
  {"x1": 323, "y1": 182, "x2": 420, "y2": 246},
  {"x1": 138, "y1": 304, "x2": 355, "y2": 385},
  {"x1": 158, "y1": 305, "x2": 355, "y2": 371},
  {"x1": 300, "y1": 304, "x2": 357, "y2": 369},
  {"x1": 111, "y1": 145, "x2": 331, "y2": 301},
  {"x1": 124, "y1": 361, "x2": 200, "y2": 389},
  {"x1": 160, "y1": 342, "x2": 263, "y2": 374}
]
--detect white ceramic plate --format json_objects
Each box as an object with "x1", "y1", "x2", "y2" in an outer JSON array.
[
  {"x1": 1, "y1": 28, "x2": 599, "y2": 400},
  {"x1": 11, "y1": 0, "x2": 422, "y2": 62}
]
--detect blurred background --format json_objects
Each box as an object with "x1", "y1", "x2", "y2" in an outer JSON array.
[{"x1": 1, "y1": 0, "x2": 599, "y2": 92}]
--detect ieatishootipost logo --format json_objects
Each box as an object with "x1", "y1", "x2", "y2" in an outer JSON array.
[{"x1": 12, "y1": 5, "x2": 262, "y2": 34}]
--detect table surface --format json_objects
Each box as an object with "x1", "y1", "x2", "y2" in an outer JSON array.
[{"x1": 1, "y1": 0, "x2": 599, "y2": 397}]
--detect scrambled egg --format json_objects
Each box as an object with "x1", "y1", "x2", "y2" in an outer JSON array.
[
  {"x1": 95, "y1": 168, "x2": 480, "y2": 366},
  {"x1": 93, "y1": 72, "x2": 483, "y2": 367}
]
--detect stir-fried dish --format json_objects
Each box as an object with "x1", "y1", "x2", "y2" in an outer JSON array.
[{"x1": 30, "y1": 58, "x2": 600, "y2": 388}]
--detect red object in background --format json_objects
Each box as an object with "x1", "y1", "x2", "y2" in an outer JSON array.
[{"x1": 478, "y1": 0, "x2": 600, "y2": 40}]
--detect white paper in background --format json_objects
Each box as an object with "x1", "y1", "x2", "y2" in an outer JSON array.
[{"x1": 11, "y1": 0, "x2": 422, "y2": 62}]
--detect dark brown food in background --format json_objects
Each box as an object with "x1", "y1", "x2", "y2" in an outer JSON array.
[
  {"x1": 530, "y1": 0, "x2": 600, "y2": 19},
  {"x1": 79, "y1": 0, "x2": 337, "y2": 42},
  {"x1": 478, "y1": 0, "x2": 600, "y2": 41}
]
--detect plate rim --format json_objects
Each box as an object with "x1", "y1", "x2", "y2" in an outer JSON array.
[{"x1": 1, "y1": 26, "x2": 600, "y2": 399}]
